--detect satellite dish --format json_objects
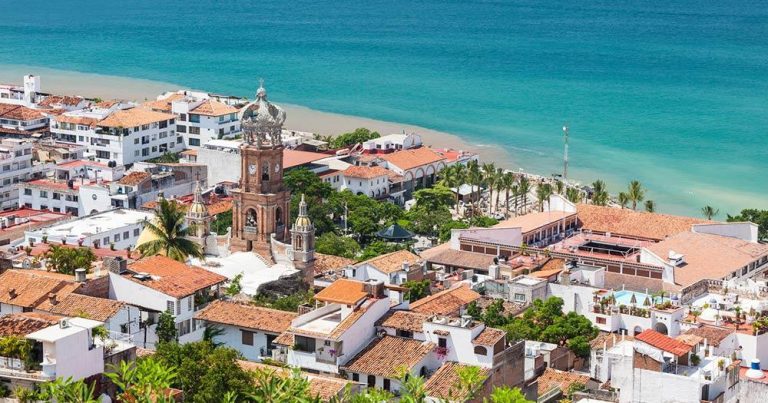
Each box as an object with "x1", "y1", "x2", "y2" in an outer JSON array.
[{"x1": 22, "y1": 259, "x2": 31, "y2": 269}]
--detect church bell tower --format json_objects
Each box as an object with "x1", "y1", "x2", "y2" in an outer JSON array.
[{"x1": 230, "y1": 82, "x2": 291, "y2": 258}]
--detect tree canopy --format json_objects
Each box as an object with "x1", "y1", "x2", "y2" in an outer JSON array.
[
  {"x1": 728, "y1": 208, "x2": 768, "y2": 241},
  {"x1": 44, "y1": 245, "x2": 96, "y2": 274},
  {"x1": 329, "y1": 128, "x2": 381, "y2": 149}
]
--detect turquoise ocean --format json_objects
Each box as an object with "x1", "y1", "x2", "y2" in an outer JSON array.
[{"x1": 0, "y1": 0, "x2": 766, "y2": 216}]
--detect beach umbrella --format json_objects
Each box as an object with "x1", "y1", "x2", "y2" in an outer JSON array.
[
  {"x1": 630, "y1": 293, "x2": 637, "y2": 305},
  {"x1": 643, "y1": 296, "x2": 651, "y2": 306}
]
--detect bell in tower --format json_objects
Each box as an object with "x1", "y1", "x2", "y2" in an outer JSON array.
[{"x1": 229, "y1": 81, "x2": 291, "y2": 259}]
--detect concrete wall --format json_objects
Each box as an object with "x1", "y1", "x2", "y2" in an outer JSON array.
[{"x1": 693, "y1": 222, "x2": 758, "y2": 243}]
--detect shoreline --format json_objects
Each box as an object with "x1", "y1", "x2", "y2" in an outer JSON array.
[{"x1": 0, "y1": 65, "x2": 515, "y2": 169}]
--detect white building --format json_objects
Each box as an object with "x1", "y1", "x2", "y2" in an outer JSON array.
[
  {"x1": 0, "y1": 139, "x2": 52, "y2": 210},
  {"x1": 0, "y1": 313, "x2": 132, "y2": 390},
  {"x1": 51, "y1": 105, "x2": 178, "y2": 166},
  {"x1": 24, "y1": 209, "x2": 154, "y2": 250},
  {"x1": 361, "y1": 133, "x2": 422, "y2": 153},
  {"x1": 195, "y1": 300, "x2": 297, "y2": 362},
  {"x1": 273, "y1": 279, "x2": 394, "y2": 374},
  {"x1": 342, "y1": 249, "x2": 422, "y2": 286},
  {"x1": 0, "y1": 75, "x2": 41, "y2": 106},
  {"x1": 0, "y1": 104, "x2": 48, "y2": 133},
  {"x1": 107, "y1": 255, "x2": 227, "y2": 348},
  {"x1": 340, "y1": 165, "x2": 391, "y2": 198},
  {"x1": 142, "y1": 91, "x2": 241, "y2": 148}
]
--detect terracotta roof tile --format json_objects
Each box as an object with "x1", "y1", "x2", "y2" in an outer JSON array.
[
  {"x1": 357, "y1": 249, "x2": 421, "y2": 274},
  {"x1": 472, "y1": 327, "x2": 506, "y2": 346},
  {"x1": 140, "y1": 93, "x2": 186, "y2": 113},
  {"x1": 283, "y1": 149, "x2": 329, "y2": 169},
  {"x1": 410, "y1": 284, "x2": 480, "y2": 316},
  {"x1": 684, "y1": 325, "x2": 734, "y2": 347},
  {"x1": 42, "y1": 294, "x2": 126, "y2": 322},
  {"x1": 117, "y1": 171, "x2": 150, "y2": 186},
  {"x1": 424, "y1": 248, "x2": 495, "y2": 270},
  {"x1": 343, "y1": 165, "x2": 392, "y2": 179},
  {"x1": 377, "y1": 310, "x2": 431, "y2": 333},
  {"x1": 675, "y1": 334, "x2": 704, "y2": 347},
  {"x1": 646, "y1": 232, "x2": 768, "y2": 287},
  {"x1": 55, "y1": 114, "x2": 99, "y2": 127},
  {"x1": 195, "y1": 300, "x2": 297, "y2": 334},
  {"x1": 424, "y1": 362, "x2": 489, "y2": 400},
  {"x1": 0, "y1": 313, "x2": 62, "y2": 337},
  {"x1": 38, "y1": 95, "x2": 85, "y2": 107},
  {"x1": 536, "y1": 368, "x2": 591, "y2": 396},
  {"x1": 635, "y1": 329, "x2": 693, "y2": 357},
  {"x1": 494, "y1": 210, "x2": 576, "y2": 234},
  {"x1": 576, "y1": 204, "x2": 711, "y2": 241},
  {"x1": 273, "y1": 331, "x2": 294, "y2": 346},
  {"x1": 99, "y1": 108, "x2": 175, "y2": 128},
  {"x1": 124, "y1": 255, "x2": 227, "y2": 298},
  {"x1": 0, "y1": 270, "x2": 80, "y2": 309},
  {"x1": 0, "y1": 104, "x2": 45, "y2": 121},
  {"x1": 314, "y1": 279, "x2": 369, "y2": 305},
  {"x1": 379, "y1": 147, "x2": 445, "y2": 171},
  {"x1": 590, "y1": 332, "x2": 633, "y2": 349},
  {"x1": 342, "y1": 335, "x2": 434, "y2": 377},
  {"x1": 191, "y1": 99, "x2": 238, "y2": 116},
  {"x1": 313, "y1": 253, "x2": 356, "y2": 275},
  {"x1": 238, "y1": 361, "x2": 353, "y2": 401}
]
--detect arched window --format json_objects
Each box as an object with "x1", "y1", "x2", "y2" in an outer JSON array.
[
  {"x1": 262, "y1": 162, "x2": 270, "y2": 181},
  {"x1": 295, "y1": 234, "x2": 303, "y2": 250},
  {"x1": 245, "y1": 209, "x2": 257, "y2": 228},
  {"x1": 474, "y1": 346, "x2": 488, "y2": 355},
  {"x1": 276, "y1": 207, "x2": 284, "y2": 227}
]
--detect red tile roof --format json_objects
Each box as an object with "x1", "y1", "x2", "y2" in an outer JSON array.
[
  {"x1": 195, "y1": 300, "x2": 297, "y2": 333},
  {"x1": 576, "y1": 204, "x2": 711, "y2": 241},
  {"x1": 42, "y1": 293, "x2": 126, "y2": 322},
  {"x1": 342, "y1": 336, "x2": 434, "y2": 377},
  {"x1": 635, "y1": 329, "x2": 693, "y2": 357},
  {"x1": 343, "y1": 165, "x2": 392, "y2": 179},
  {"x1": 424, "y1": 362, "x2": 489, "y2": 400},
  {"x1": 314, "y1": 279, "x2": 369, "y2": 305},
  {"x1": 0, "y1": 104, "x2": 45, "y2": 121},
  {"x1": 410, "y1": 284, "x2": 480, "y2": 315},
  {"x1": 376, "y1": 310, "x2": 431, "y2": 333},
  {"x1": 380, "y1": 147, "x2": 445, "y2": 171},
  {"x1": 283, "y1": 149, "x2": 329, "y2": 169},
  {"x1": 0, "y1": 313, "x2": 62, "y2": 337},
  {"x1": 124, "y1": 256, "x2": 227, "y2": 298},
  {"x1": 472, "y1": 327, "x2": 506, "y2": 346},
  {"x1": 536, "y1": 368, "x2": 591, "y2": 397},
  {"x1": 0, "y1": 270, "x2": 80, "y2": 309},
  {"x1": 357, "y1": 249, "x2": 421, "y2": 274}
]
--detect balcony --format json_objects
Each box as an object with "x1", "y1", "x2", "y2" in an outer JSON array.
[{"x1": 0, "y1": 357, "x2": 53, "y2": 382}]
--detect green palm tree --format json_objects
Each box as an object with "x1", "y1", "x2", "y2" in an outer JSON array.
[
  {"x1": 536, "y1": 183, "x2": 553, "y2": 212},
  {"x1": 644, "y1": 200, "x2": 656, "y2": 213},
  {"x1": 701, "y1": 205, "x2": 719, "y2": 220},
  {"x1": 566, "y1": 187, "x2": 582, "y2": 203},
  {"x1": 440, "y1": 165, "x2": 466, "y2": 215},
  {"x1": 500, "y1": 172, "x2": 517, "y2": 218},
  {"x1": 482, "y1": 163, "x2": 496, "y2": 213},
  {"x1": 627, "y1": 180, "x2": 645, "y2": 210},
  {"x1": 493, "y1": 168, "x2": 504, "y2": 212},
  {"x1": 591, "y1": 180, "x2": 609, "y2": 206},
  {"x1": 466, "y1": 161, "x2": 483, "y2": 217},
  {"x1": 137, "y1": 198, "x2": 203, "y2": 261},
  {"x1": 618, "y1": 192, "x2": 629, "y2": 209},
  {"x1": 517, "y1": 176, "x2": 531, "y2": 214},
  {"x1": 554, "y1": 180, "x2": 564, "y2": 195}
]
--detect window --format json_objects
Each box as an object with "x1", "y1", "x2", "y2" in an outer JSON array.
[
  {"x1": 142, "y1": 148, "x2": 150, "y2": 157},
  {"x1": 114, "y1": 233, "x2": 121, "y2": 242},
  {"x1": 141, "y1": 124, "x2": 150, "y2": 131},
  {"x1": 135, "y1": 150, "x2": 140, "y2": 157},
  {"x1": 52, "y1": 192, "x2": 60, "y2": 200},
  {"x1": 187, "y1": 296, "x2": 192, "y2": 311},
  {"x1": 23, "y1": 188, "x2": 31, "y2": 196},
  {"x1": 123, "y1": 231, "x2": 130, "y2": 239},
  {"x1": 134, "y1": 138, "x2": 139, "y2": 144},
  {"x1": 241, "y1": 330, "x2": 254, "y2": 346},
  {"x1": 103, "y1": 236, "x2": 109, "y2": 245},
  {"x1": 179, "y1": 113, "x2": 187, "y2": 122},
  {"x1": 39, "y1": 190, "x2": 48, "y2": 198},
  {"x1": 134, "y1": 228, "x2": 140, "y2": 236},
  {"x1": 176, "y1": 300, "x2": 181, "y2": 315},
  {"x1": 293, "y1": 336, "x2": 316, "y2": 352},
  {"x1": 596, "y1": 317, "x2": 607, "y2": 324},
  {"x1": 177, "y1": 125, "x2": 187, "y2": 133},
  {"x1": 474, "y1": 346, "x2": 488, "y2": 355},
  {"x1": 438, "y1": 338, "x2": 447, "y2": 348},
  {"x1": 396, "y1": 330, "x2": 413, "y2": 338},
  {"x1": 177, "y1": 136, "x2": 183, "y2": 144},
  {"x1": 189, "y1": 138, "x2": 200, "y2": 146},
  {"x1": 166, "y1": 301, "x2": 174, "y2": 313},
  {"x1": 178, "y1": 319, "x2": 191, "y2": 336},
  {"x1": 513, "y1": 293, "x2": 526, "y2": 302},
  {"x1": 189, "y1": 126, "x2": 200, "y2": 135},
  {"x1": 367, "y1": 375, "x2": 375, "y2": 388},
  {"x1": 159, "y1": 120, "x2": 168, "y2": 129},
  {"x1": 219, "y1": 128, "x2": 224, "y2": 136},
  {"x1": 383, "y1": 378, "x2": 390, "y2": 391},
  {"x1": 189, "y1": 114, "x2": 200, "y2": 123},
  {"x1": 352, "y1": 373, "x2": 359, "y2": 382}
]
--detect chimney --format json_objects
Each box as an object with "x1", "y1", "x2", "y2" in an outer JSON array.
[
  {"x1": 104, "y1": 256, "x2": 128, "y2": 274},
  {"x1": 48, "y1": 293, "x2": 58, "y2": 305},
  {"x1": 74, "y1": 268, "x2": 87, "y2": 282},
  {"x1": 402, "y1": 260, "x2": 410, "y2": 272},
  {"x1": 8, "y1": 288, "x2": 17, "y2": 298},
  {"x1": 488, "y1": 265, "x2": 500, "y2": 280},
  {"x1": 365, "y1": 280, "x2": 385, "y2": 299}
]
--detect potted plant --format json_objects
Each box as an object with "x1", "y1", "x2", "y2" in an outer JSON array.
[
  {"x1": 691, "y1": 354, "x2": 701, "y2": 366},
  {"x1": 435, "y1": 346, "x2": 449, "y2": 360},
  {"x1": 41, "y1": 235, "x2": 48, "y2": 244},
  {"x1": 110, "y1": 242, "x2": 116, "y2": 251},
  {"x1": 717, "y1": 359, "x2": 725, "y2": 371}
]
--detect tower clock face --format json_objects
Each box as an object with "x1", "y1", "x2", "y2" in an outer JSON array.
[{"x1": 248, "y1": 164, "x2": 257, "y2": 175}]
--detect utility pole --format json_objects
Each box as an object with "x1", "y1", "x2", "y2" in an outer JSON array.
[{"x1": 562, "y1": 125, "x2": 569, "y2": 181}]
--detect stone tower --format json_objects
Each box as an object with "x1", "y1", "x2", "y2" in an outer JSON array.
[
  {"x1": 230, "y1": 83, "x2": 291, "y2": 258},
  {"x1": 186, "y1": 180, "x2": 219, "y2": 256},
  {"x1": 291, "y1": 195, "x2": 315, "y2": 283}
]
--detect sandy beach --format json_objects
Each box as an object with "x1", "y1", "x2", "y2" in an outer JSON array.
[{"x1": 0, "y1": 65, "x2": 515, "y2": 167}]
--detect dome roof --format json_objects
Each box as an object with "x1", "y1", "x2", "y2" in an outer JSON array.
[
  {"x1": 239, "y1": 81, "x2": 286, "y2": 127},
  {"x1": 134, "y1": 218, "x2": 165, "y2": 256},
  {"x1": 186, "y1": 181, "x2": 208, "y2": 218},
  {"x1": 293, "y1": 194, "x2": 313, "y2": 229}
]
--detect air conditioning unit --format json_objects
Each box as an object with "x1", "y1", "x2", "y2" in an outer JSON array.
[{"x1": 59, "y1": 318, "x2": 70, "y2": 329}]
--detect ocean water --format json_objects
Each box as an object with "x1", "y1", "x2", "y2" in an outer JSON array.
[{"x1": 0, "y1": 0, "x2": 766, "y2": 216}]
